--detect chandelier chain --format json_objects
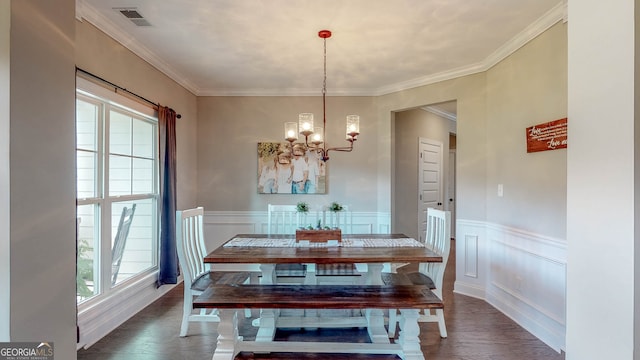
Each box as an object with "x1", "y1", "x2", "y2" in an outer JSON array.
[{"x1": 322, "y1": 37, "x2": 327, "y2": 95}]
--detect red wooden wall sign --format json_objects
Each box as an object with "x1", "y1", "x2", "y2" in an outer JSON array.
[{"x1": 526, "y1": 118, "x2": 567, "y2": 153}]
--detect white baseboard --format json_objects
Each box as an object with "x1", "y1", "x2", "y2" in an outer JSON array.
[{"x1": 453, "y1": 281, "x2": 485, "y2": 300}]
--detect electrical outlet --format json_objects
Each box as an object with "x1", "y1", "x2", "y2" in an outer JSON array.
[{"x1": 498, "y1": 184, "x2": 504, "y2": 197}]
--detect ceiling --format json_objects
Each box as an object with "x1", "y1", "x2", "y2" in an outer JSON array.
[{"x1": 78, "y1": 0, "x2": 565, "y2": 98}]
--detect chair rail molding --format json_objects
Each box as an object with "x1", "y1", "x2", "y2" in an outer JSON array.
[{"x1": 454, "y1": 219, "x2": 566, "y2": 353}]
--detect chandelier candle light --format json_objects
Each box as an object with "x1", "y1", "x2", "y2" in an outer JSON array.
[{"x1": 284, "y1": 30, "x2": 360, "y2": 162}]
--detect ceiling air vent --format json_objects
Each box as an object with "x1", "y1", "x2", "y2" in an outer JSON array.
[{"x1": 114, "y1": 8, "x2": 152, "y2": 27}]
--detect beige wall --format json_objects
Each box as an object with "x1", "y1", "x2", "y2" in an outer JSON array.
[
  {"x1": 197, "y1": 96, "x2": 378, "y2": 211},
  {"x1": 75, "y1": 20, "x2": 199, "y2": 209},
  {"x1": 10, "y1": 1, "x2": 76, "y2": 358},
  {"x1": 394, "y1": 108, "x2": 453, "y2": 240},
  {"x1": 486, "y1": 22, "x2": 567, "y2": 238}
]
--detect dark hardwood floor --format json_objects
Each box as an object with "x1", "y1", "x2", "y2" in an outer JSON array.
[{"x1": 78, "y1": 240, "x2": 565, "y2": 360}]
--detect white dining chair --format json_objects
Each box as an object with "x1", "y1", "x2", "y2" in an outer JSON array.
[
  {"x1": 387, "y1": 208, "x2": 451, "y2": 338},
  {"x1": 316, "y1": 204, "x2": 362, "y2": 284},
  {"x1": 176, "y1": 207, "x2": 250, "y2": 337},
  {"x1": 267, "y1": 204, "x2": 301, "y2": 234},
  {"x1": 266, "y1": 204, "x2": 309, "y2": 282}
]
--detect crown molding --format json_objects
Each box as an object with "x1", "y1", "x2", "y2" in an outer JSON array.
[
  {"x1": 77, "y1": 0, "x2": 567, "y2": 97},
  {"x1": 198, "y1": 87, "x2": 375, "y2": 97},
  {"x1": 75, "y1": 0, "x2": 86, "y2": 21},
  {"x1": 482, "y1": 2, "x2": 566, "y2": 71},
  {"x1": 422, "y1": 106, "x2": 457, "y2": 121},
  {"x1": 373, "y1": 62, "x2": 487, "y2": 96},
  {"x1": 76, "y1": 0, "x2": 201, "y2": 95}
]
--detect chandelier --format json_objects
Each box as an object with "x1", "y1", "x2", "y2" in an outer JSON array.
[{"x1": 284, "y1": 30, "x2": 360, "y2": 162}]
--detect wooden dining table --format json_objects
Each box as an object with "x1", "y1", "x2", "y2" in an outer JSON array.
[
  {"x1": 203, "y1": 233, "x2": 442, "y2": 346},
  {"x1": 204, "y1": 233, "x2": 442, "y2": 286}
]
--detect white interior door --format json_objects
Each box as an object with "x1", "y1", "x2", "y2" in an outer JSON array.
[{"x1": 418, "y1": 138, "x2": 443, "y2": 243}]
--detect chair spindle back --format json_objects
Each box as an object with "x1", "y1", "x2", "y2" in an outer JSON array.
[
  {"x1": 420, "y1": 208, "x2": 451, "y2": 295},
  {"x1": 176, "y1": 207, "x2": 209, "y2": 285}
]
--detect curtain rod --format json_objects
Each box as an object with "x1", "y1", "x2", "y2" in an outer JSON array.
[{"x1": 75, "y1": 67, "x2": 182, "y2": 119}]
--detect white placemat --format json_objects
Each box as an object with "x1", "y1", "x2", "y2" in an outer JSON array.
[{"x1": 223, "y1": 237, "x2": 424, "y2": 248}]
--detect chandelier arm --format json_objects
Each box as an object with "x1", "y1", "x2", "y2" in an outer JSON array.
[{"x1": 323, "y1": 141, "x2": 356, "y2": 161}]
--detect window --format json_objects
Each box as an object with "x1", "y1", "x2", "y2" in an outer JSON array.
[{"x1": 76, "y1": 78, "x2": 159, "y2": 304}]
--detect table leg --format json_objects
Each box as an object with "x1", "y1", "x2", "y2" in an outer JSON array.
[
  {"x1": 255, "y1": 264, "x2": 276, "y2": 341},
  {"x1": 367, "y1": 263, "x2": 384, "y2": 285},
  {"x1": 303, "y1": 263, "x2": 318, "y2": 329},
  {"x1": 398, "y1": 309, "x2": 424, "y2": 360},
  {"x1": 259, "y1": 263, "x2": 276, "y2": 285}
]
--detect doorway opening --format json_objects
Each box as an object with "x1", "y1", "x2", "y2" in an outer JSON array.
[{"x1": 392, "y1": 100, "x2": 457, "y2": 241}]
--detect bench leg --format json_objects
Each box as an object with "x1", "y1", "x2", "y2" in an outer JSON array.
[
  {"x1": 213, "y1": 309, "x2": 240, "y2": 360},
  {"x1": 398, "y1": 309, "x2": 424, "y2": 360},
  {"x1": 364, "y1": 265, "x2": 388, "y2": 344},
  {"x1": 366, "y1": 308, "x2": 391, "y2": 344}
]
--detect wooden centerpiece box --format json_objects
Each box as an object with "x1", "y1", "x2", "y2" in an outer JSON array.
[{"x1": 295, "y1": 229, "x2": 342, "y2": 243}]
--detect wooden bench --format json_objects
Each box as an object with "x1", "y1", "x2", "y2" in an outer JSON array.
[{"x1": 194, "y1": 284, "x2": 444, "y2": 360}]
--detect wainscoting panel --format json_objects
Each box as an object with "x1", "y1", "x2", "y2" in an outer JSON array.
[
  {"x1": 486, "y1": 224, "x2": 566, "y2": 352},
  {"x1": 454, "y1": 220, "x2": 566, "y2": 352},
  {"x1": 454, "y1": 220, "x2": 487, "y2": 299},
  {"x1": 464, "y1": 234, "x2": 479, "y2": 278}
]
